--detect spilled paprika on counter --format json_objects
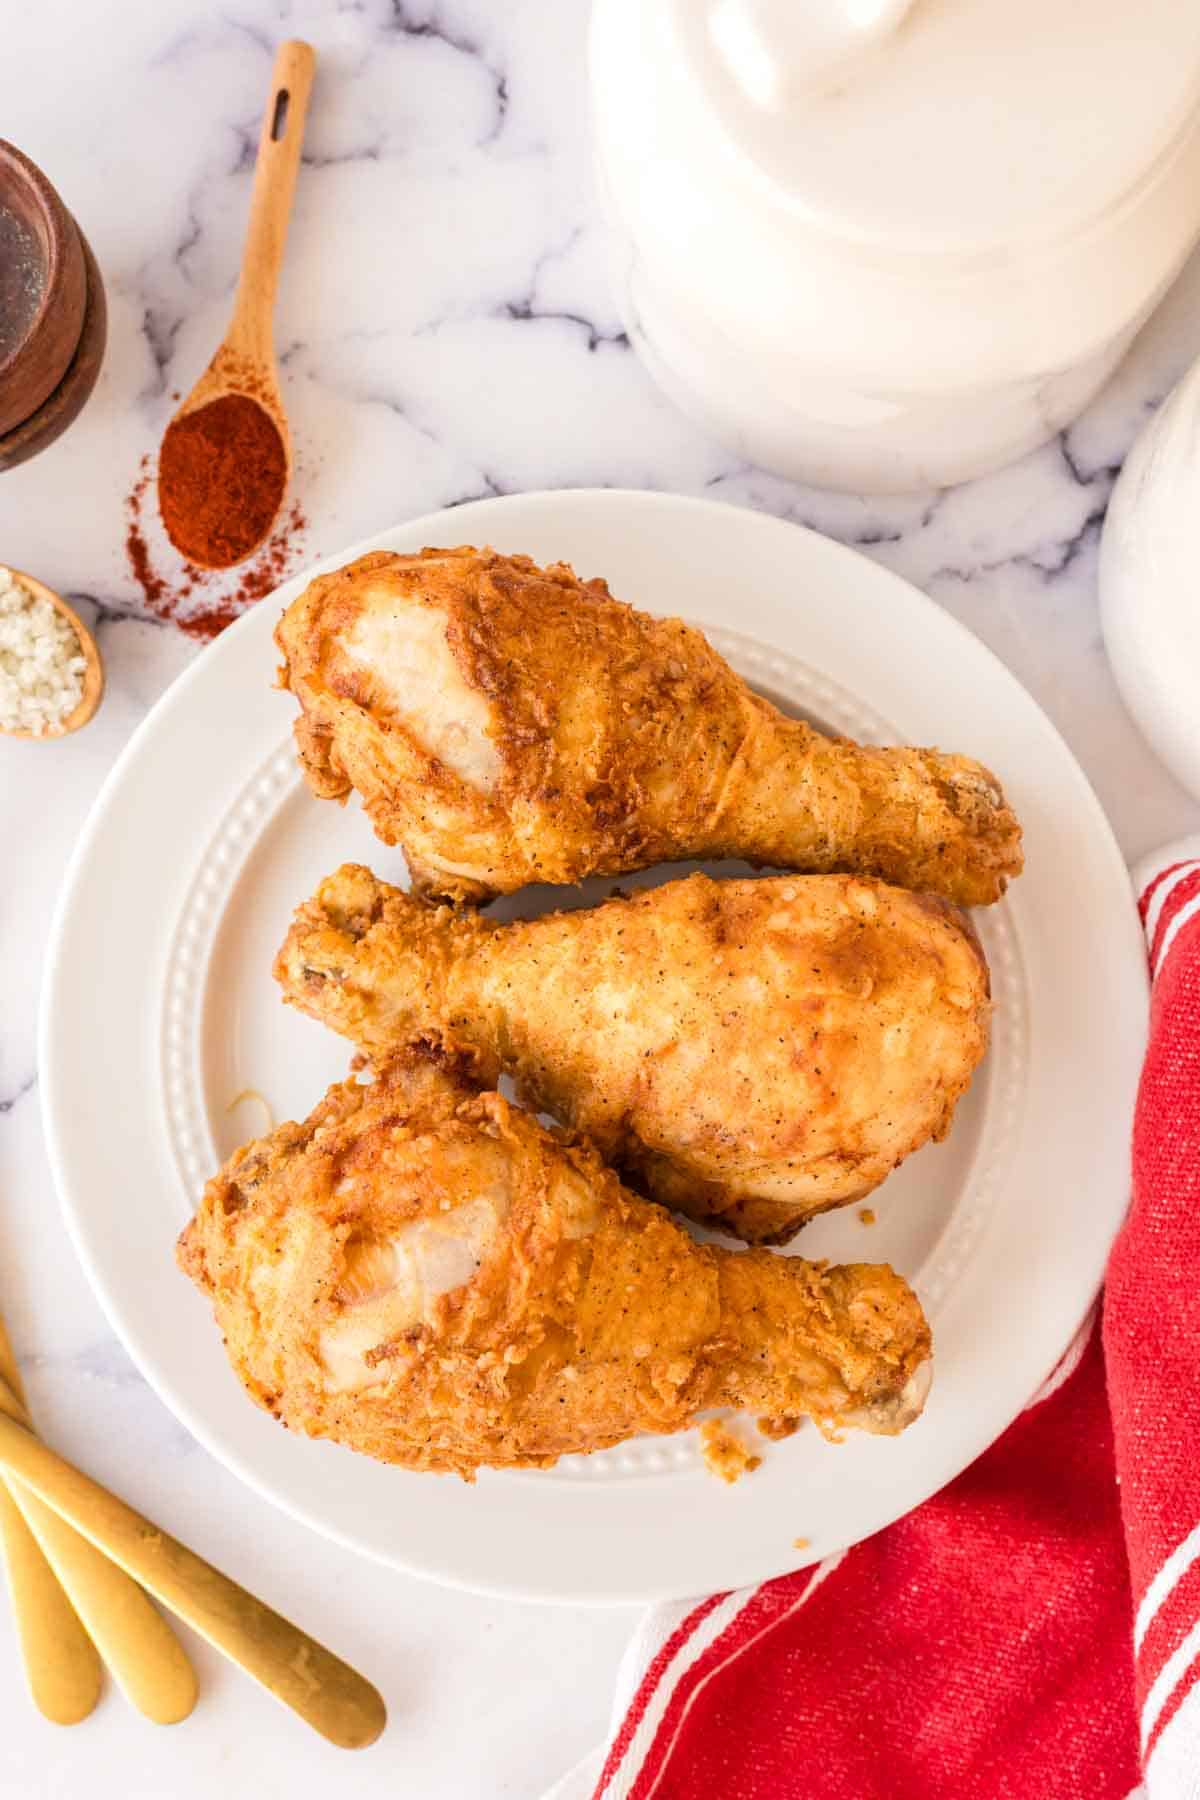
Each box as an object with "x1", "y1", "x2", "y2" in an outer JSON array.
[
  {"x1": 124, "y1": 450, "x2": 308, "y2": 641},
  {"x1": 157, "y1": 393, "x2": 287, "y2": 568}
]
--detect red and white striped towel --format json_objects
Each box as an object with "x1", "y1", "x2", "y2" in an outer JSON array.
[{"x1": 548, "y1": 836, "x2": 1200, "y2": 1800}]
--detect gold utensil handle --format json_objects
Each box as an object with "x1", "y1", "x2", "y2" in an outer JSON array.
[
  {"x1": 0, "y1": 1480, "x2": 101, "y2": 1724},
  {"x1": 0, "y1": 1342, "x2": 196, "y2": 1723},
  {"x1": 7, "y1": 1475, "x2": 197, "y2": 1724},
  {"x1": 0, "y1": 1405, "x2": 385, "y2": 1748},
  {"x1": 0, "y1": 1317, "x2": 101, "y2": 1723}
]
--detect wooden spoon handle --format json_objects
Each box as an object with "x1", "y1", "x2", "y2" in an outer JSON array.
[
  {"x1": 0, "y1": 1343, "x2": 196, "y2": 1724},
  {"x1": 229, "y1": 39, "x2": 316, "y2": 365},
  {"x1": 0, "y1": 1404, "x2": 385, "y2": 1748}
]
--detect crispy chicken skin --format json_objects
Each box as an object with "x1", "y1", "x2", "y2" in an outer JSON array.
[
  {"x1": 177, "y1": 1049, "x2": 932, "y2": 1477},
  {"x1": 273, "y1": 547, "x2": 1023, "y2": 909},
  {"x1": 275, "y1": 866, "x2": 991, "y2": 1245}
]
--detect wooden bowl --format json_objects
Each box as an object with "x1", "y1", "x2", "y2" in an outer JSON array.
[
  {"x1": 0, "y1": 228, "x2": 106, "y2": 472},
  {"x1": 0, "y1": 567, "x2": 103, "y2": 739},
  {"x1": 0, "y1": 142, "x2": 87, "y2": 437}
]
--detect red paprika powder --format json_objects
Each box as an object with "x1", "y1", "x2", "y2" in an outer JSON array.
[
  {"x1": 158, "y1": 393, "x2": 287, "y2": 568},
  {"x1": 124, "y1": 452, "x2": 308, "y2": 640}
]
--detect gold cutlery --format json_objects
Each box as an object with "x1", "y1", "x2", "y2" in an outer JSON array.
[
  {"x1": 0, "y1": 1318, "x2": 196, "y2": 1724},
  {"x1": 0, "y1": 1439, "x2": 101, "y2": 1723},
  {"x1": 0, "y1": 1373, "x2": 385, "y2": 1747}
]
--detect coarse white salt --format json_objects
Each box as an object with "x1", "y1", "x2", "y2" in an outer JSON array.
[{"x1": 0, "y1": 566, "x2": 86, "y2": 736}]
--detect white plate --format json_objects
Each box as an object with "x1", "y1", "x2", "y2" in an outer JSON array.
[{"x1": 41, "y1": 490, "x2": 1146, "y2": 1605}]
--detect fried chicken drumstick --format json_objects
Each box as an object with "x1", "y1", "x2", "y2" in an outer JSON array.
[
  {"x1": 275, "y1": 866, "x2": 990, "y2": 1245},
  {"x1": 274, "y1": 548, "x2": 1022, "y2": 909},
  {"x1": 178, "y1": 1050, "x2": 932, "y2": 1477}
]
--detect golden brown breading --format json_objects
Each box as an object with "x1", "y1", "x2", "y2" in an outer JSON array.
[
  {"x1": 177, "y1": 1050, "x2": 932, "y2": 1478},
  {"x1": 698, "y1": 1419, "x2": 762, "y2": 1484},
  {"x1": 273, "y1": 547, "x2": 1022, "y2": 909},
  {"x1": 274, "y1": 865, "x2": 991, "y2": 1244}
]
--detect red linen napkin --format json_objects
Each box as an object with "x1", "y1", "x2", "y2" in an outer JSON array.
[{"x1": 548, "y1": 838, "x2": 1200, "y2": 1800}]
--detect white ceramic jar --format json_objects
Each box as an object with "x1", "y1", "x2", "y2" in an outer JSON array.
[
  {"x1": 1100, "y1": 348, "x2": 1200, "y2": 803},
  {"x1": 590, "y1": 0, "x2": 1200, "y2": 493}
]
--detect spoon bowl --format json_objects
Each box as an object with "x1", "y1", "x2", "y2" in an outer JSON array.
[
  {"x1": 0, "y1": 567, "x2": 103, "y2": 740},
  {"x1": 159, "y1": 373, "x2": 291, "y2": 570}
]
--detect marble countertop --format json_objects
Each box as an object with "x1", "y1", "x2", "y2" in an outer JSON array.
[{"x1": 2, "y1": 2, "x2": 1199, "y2": 1794}]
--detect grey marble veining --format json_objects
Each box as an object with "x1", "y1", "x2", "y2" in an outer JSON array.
[{"x1": 1, "y1": 1, "x2": 1199, "y2": 1795}]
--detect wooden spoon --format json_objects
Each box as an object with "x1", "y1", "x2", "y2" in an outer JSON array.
[
  {"x1": 0, "y1": 566, "x2": 103, "y2": 740},
  {"x1": 159, "y1": 40, "x2": 315, "y2": 567},
  {"x1": 0, "y1": 1316, "x2": 196, "y2": 1725},
  {"x1": 0, "y1": 1379, "x2": 386, "y2": 1748}
]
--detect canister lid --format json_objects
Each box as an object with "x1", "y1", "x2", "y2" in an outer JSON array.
[{"x1": 673, "y1": 0, "x2": 1200, "y2": 255}]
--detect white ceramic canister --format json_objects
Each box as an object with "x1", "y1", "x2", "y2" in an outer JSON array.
[
  {"x1": 589, "y1": 0, "x2": 1200, "y2": 493},
  {"x1": 1099, "y1": 348, "x2": 1200, "y2": 803}
]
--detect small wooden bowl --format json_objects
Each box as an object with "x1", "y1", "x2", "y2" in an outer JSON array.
[
  {"x1": 0, "y1": 228, "x2": 106, "y2": 472},
  {"x1": 0, "y1": 567, "x2": 103, "y2": 740},
  {"x1": 0, "y1": 142, "x2": 86, "y2": 437}
]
